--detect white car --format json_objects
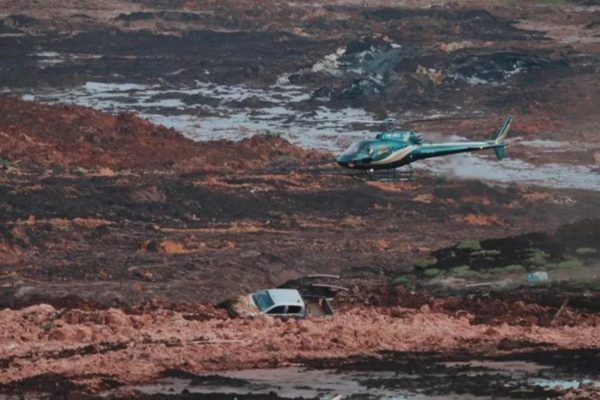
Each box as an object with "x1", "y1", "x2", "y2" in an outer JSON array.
[
  {"x1": 250, "y1": 289, "x2": 305, "y2": 317},
  {"x1": 227, "y1": 288, "x2": 334, "y2": 318}
]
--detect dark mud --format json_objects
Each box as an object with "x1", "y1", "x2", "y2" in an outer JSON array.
[
  {"x1": 7, "y1": 350, "x2": 598, "y2": 399},
  {"x1": 298, "y1": 349, "x2": 600, "y2": 399},
  {"x1": 1, "y1": 1, "x2": 598, "y2": 120},
  {"x1": 2, "y1": 157, "x2": 600, "y2": 309},
  {"x1": 0, "y1": 28, "x2": 329, "y2": 88}
]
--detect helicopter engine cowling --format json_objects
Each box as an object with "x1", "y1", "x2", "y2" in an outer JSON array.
[{"x1": 375, "y1": 131, "x2": 422, "y2": 145}]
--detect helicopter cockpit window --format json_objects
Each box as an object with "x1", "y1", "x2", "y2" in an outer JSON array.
[
  {"x1": 367, "y1": 146, "x2": 374, "y2": 156},
  {"x1": 341, "y1": 141, "x2": 362, "y2": 157}
]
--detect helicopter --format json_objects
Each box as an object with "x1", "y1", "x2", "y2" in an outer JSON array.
[{"x1": 336, "y1": 116, "x2": 512, "y2": 180}]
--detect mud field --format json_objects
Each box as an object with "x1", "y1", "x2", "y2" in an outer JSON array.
[{"x1": 1, "y1": 0, "x2": 600, "y2": 399}]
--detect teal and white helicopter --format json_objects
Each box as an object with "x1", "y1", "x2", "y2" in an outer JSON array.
[{"x1": 336, "y1": 116, "x2": 512, "y2": 179}]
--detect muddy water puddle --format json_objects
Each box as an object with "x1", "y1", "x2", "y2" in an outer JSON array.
[
  {"x1": 19, "y1": 81, "x2": 382, "y2": 151},
  {"x1": 16, "y1": 81, "x2": 600, "y2": 191},
  {"x1": 120, "y1": 357, "x2": 600, "y2": 399}
]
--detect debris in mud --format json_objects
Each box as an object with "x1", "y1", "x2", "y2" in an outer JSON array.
[
  {"x1": 449, "y1": 51, "x2": 563, "y2": 86},
  {"x1": 293, "y1": 38, "x2": 567, "y2": 103}
]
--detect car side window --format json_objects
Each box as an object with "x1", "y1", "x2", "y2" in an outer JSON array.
[
  {"x1": 287, "y1": 305, "x2": 302, "y2": 314},
  {"x1": 267, "y1": 306, "x2": 286, "y2": 315}
]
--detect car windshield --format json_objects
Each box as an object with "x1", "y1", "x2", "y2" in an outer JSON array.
[{"x1": 252, "y1": 290, "x2": 274, "y2": 311}]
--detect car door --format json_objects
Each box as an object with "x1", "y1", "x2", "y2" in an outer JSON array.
[
  {"x1": 286, "y1": 305, "x2": 303, "y2": 317},
  {"x1": 266, "y1": 305, "x2": 286, "y2": 316}
]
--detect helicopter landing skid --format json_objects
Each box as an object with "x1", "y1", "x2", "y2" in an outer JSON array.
[{"x1": 350, "y1": 166, "x2": 415, "y2": 182}]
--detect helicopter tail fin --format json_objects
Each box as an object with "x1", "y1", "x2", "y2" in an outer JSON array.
[
  {"x1": 494, "y1": 116, "x2": 512, "y2": 143},
  {"x1": 493, "y1": 145, "x2": 505, "y2": 160}
]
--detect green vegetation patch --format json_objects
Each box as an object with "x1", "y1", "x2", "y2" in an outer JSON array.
[
  {"x1": 542, "y1": 263, "x2": 559, "y2": 270},
  {"x1": 415, "y1": 257, "x2": 437, "y2": 269},
  {"x1": 457, "y1": 239, "x2": 482, "y2": 251},
  {"x1": 489, "y1": 267, "x2": 506, "y2": 275},
  {"x1": 576, "y1": 247, "x2": 597, "y2": 256},
  {"x1": 450, "y1": 265, "x2": 474, "y2": 278},
  {"x1": 557, "y1": 259, "x2": 583, "y2": 269},
  {"x1": 537, "y1": 0, "x2": 566, "y2": 5},
  {"x1": 262, "y1": 130, "x2": 282, "y2": 139},
  {"x1": 470, "y1": 249, "x2": 501, "y2": 257},
  {"x1": 392, "y1": 275, "x2": 413, "y2": 287},
  {"x1": 526, "y1": 248, "x2": 550, "y2": 266},
  {"x1": 424, "y1": 268, "x2": 442, "y2": 278}
]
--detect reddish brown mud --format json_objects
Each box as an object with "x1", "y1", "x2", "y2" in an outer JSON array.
[
  {"x1": 0, "y1": 97, "x2": 598, "y2": 399},
  {"x1": 0, "y1": 0, "x2": 600, "y2": 398},
  {"x1": 0, "y1": 97, "x2": 316, "y2": 171}
]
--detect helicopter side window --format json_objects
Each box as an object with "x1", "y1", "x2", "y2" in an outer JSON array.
[
  {"x1": 367, "y1": 147, "x2": 374, "y2": 156},
  {"x1": 377, "y1": 145, "x2": 389, "y2": 155}
]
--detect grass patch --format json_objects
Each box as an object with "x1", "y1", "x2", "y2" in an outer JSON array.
[
  {"x1": 262, "y1": 130, "x2": 282, "y2": 139},
  {"x1": 537, "y1": 0, "x2": 567, "y2": 4},
  {"x1": 449, "y1": 265, "x2": 480, "y2": 279},
  {"x1": 557, "y1": 259, "x2": 583, "y2": 269},
  {"x1": 392, "y1": 275, "x2": 413, "y2": 287},
  {"x1": 576, "y1": 247, "x2": 597, "y2": 256},
  {"x1": 457, "y1": 239, "x2": 481, "y2": 251},
  {"x1": 424, "y1": 268, "x2": 442, "y2": 278},
  {"x1": 415, "y1": 257, "x2": 437, "y2": 269},
  {"x1": 526, "y1": 248, "x2": 550, "y2": 266},
  {"x1": 470, "y1": 249, "x2": 501, "y2": 257}
]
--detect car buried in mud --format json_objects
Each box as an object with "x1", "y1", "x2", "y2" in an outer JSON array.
[
  {"x1": 226, "y1": 288, "x2": 334, "y2": 318},
  {"x1": 225, "y1": 275, "x2": 345, "y2": 318}
]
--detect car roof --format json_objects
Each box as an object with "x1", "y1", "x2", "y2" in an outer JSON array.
[{"x1": 266, "y1": 289, "x2": 303, "y2": 307}]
